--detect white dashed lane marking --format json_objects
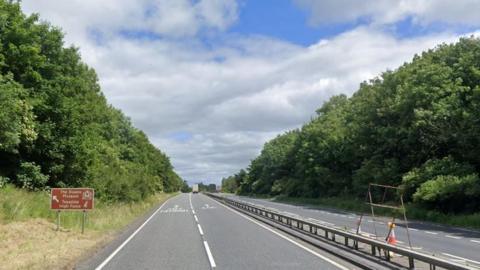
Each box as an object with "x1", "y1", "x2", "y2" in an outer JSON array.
[
  {"x1": 203, "y1": 241, "x2": 216, "y2": 268},
  {"x1": 190, "y1": 193, "x2": 216, "y2": 269}
]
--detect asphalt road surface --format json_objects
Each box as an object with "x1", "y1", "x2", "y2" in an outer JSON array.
[
  {"x1": 223, "y1": 194, "x2": 480, "y2": 268},
  {"x1": 78, "y1": 193, "x2": 353, "y2": 270}
]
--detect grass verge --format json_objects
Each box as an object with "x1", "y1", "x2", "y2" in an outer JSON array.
[
  {"x1": 0, "y1": 185, "x2": 176, "y2": 269},
  {"x1": 273, "y1": 195, "x2": 480, "y2": 230}
]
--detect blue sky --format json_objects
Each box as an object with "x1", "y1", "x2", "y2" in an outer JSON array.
[
  {"x1": 229, "y1": 0, "x2": 355, "y2": 46},
  {"x1": 233, "y1": 0, "x2": 479, "y2": 45},
  {"x1": 95, "y1": 1, "x2": 478, "y2": 56},
  {"x1": 116, "y1": 0, "x2": 479, "y2": 47},
  {"x1": 22, "y1": 0, "x2": 480, "y2": 184}
]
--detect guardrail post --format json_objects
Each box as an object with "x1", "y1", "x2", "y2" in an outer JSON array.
[
  {"x1": 371, "y1": 245, "x2": 376, "y2": 256},
  {"x1": 408, "y1": 257, "x2": 414, "y2": 269},
  {"x1": 344, "y1": 237, "x2": 348, "y2": 247}
]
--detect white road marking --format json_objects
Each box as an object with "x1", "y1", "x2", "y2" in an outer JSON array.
[
  {"x1": 208, "y1": 196, "x2": 349, "y2": 270},
  {"x1": 192, "y1": 195, "x2": 217, "y2": 268},
  {"x1": 282, "y1": 211, "x2": 300, "y2": 217},
  {"x1": 189, "y1": 193, "x2": 194, "y2": 210},
  {"x1": 445, "y1": 235, "x2": 462, "y2": 239},
  {"x1": 306, "y1": 218, "x2": 334, "y2": 226},
  {"x1": 95, "y1": 195, "x2": 176, "y2": 270},
  {"x1": 411, "y1": 247, "x2": 423, "y2": 250},
  {"x1": 471, "y1": 240, "x2": 480, "y2": 244},
  {"x1": 409, "y1": 228, "x2": 419, "y2": 231},
  {"x1": 424, "y1": 231, "x2": 438, "y2": 235},
  {"x1": 442, "y1": 253, "x2": 480, "y2": 265},
  {"x1": 203, "y1": 241, "x2": 217, "y2": 268}
]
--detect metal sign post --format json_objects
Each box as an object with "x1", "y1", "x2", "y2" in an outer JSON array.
[
  {"x1": 56, "y1": 210, "x2": 60, "y2": 231},
  {"x1": 82, "y1": 210, "x2": 86, "y2": 234}
]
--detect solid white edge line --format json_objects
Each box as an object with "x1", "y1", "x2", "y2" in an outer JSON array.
[
  {"x1": 198, "y1": 224, "x2": 204, "y2": 235},
  {"x1": 203, "y1": 241, "x2": 217, "y2": 268},
  {"x1": 442, "y1": 253, "x2": 480, "y2": 265},
  {"x1": 95, "y1": 195, "x2": 177, "y2": 270},
  {"x1": 194, "y1": 215, "x2": 199, "y2": 223},
  {"x1": 205, "y1": 195, "x2": 349, "y2": 270}
]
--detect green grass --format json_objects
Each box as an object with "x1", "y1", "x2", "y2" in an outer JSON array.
[
  {"x1": 0, "y1": 184, "x2": 177, "y2": 232},
  {"x1": 274, "y1": 195, "x2": 480, "y2": 230}
]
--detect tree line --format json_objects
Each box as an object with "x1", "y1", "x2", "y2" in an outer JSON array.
[
  {"x1": 0, "y1": 1, "x2": 183, "y2": 201},
  {"x1": 223, "y1": 37, "x2": 480, "y2": 214}
]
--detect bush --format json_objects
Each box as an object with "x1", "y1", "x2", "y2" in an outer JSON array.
[
  {"x1": 413, "y1": 174, "x2": 480, "y2": 212},
  {"x1": 0, "y1": 176, "x2": 9, "y2": 188},
  {"x1": 401, "y1": 156, "x2": 475, "y2": 200},
  {"x1": 16, "y1": 162, "x2": 49, "y2": 190}
]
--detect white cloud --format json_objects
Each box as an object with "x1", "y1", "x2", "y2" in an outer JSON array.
[
  {"x1": 20, "y1": 1, "x2": 478, "y2": 184},
  {"x1": 86, "y1": 27, "x2": 466, "y2": 183},
  {"x1": 294, "y1": 0, "x2": 480, "y2": 26},
  {"x1": 22, "y1": 0, "x2": 238, "y2": 41},
  {"x1": 196, "y1": 0, "x2": 238, "y2": 30}
]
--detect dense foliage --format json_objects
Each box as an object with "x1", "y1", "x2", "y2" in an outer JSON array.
[
  {"x1": 0, "y1": 1, "x2": 182, "y2": 201},
  {"x1": 227, "y1": 37, "x2": 480, "y2": 213}
]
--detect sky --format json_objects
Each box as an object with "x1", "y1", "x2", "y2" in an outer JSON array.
[{"x1": 22, "y1": 0, "x2": 480, "y2": 184}]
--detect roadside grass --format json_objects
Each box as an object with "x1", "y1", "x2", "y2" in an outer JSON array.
[
  {"x1": 0, "y1": 185, "x2": 177, "y2": 269},
  {"x1": 274, "y1": 195, "x2": 480, "y2": 230}
]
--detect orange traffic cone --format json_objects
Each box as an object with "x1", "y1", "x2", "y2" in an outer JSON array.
[
  {"x1": 387, "y1": 222, "x2": 397, "y2": 245},
  {"x1": 387, "y1": 222, "x2": 397, "y2": 258}
]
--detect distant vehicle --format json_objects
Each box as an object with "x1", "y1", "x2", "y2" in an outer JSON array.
[{"x1": 192, "y1": 184, "x2": 199, "y2": 194}]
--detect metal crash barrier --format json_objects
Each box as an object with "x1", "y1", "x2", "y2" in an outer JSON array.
[{"x1": 206, "y1": 193, "x2": 476, "y2": 270}]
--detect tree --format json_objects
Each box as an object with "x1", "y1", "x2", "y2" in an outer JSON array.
[
  {"x1": 0, "y1": 0, "x2": 183, "y2": 200},
  {"x1": 228, "y1": 37, "x2": 480, "y2": 213}
]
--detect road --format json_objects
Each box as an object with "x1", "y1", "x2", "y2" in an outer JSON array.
[
  {"x1": 223, "y1": 194, "x2": 480, "y2": 268},
  {"x1": 78, "y1": 193, "x2": 353, "y2": 270}
]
